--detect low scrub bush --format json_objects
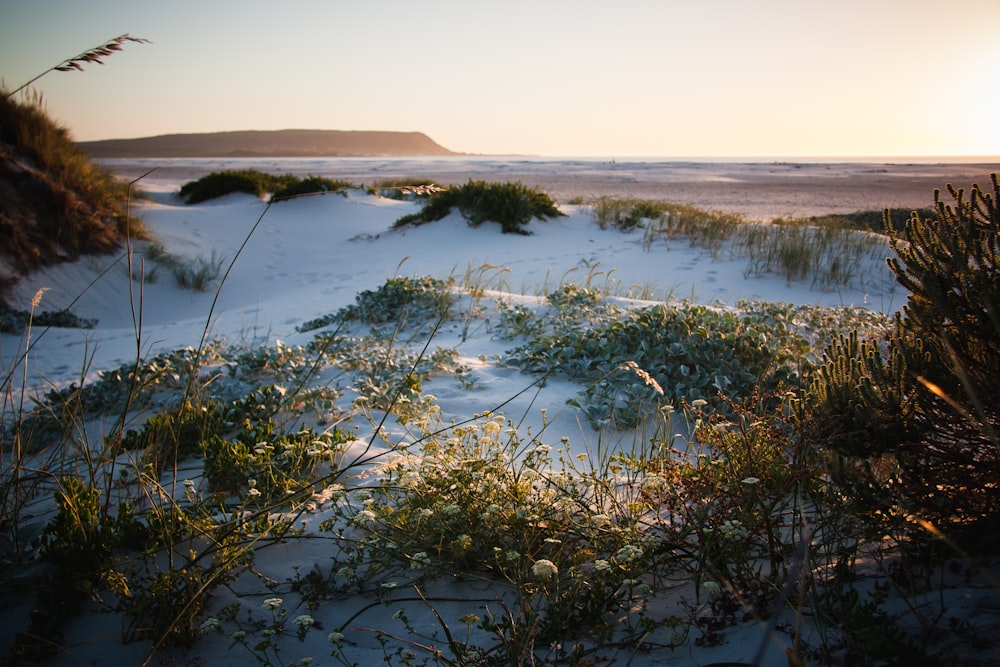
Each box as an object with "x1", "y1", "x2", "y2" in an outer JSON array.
[
  {"x1": 802, "y1": 174, "x2": 1000, "y2": 541},
  {"x1": 178, "y1": 170, "x2": 299, "y2": 203},
  {"x1": 0, "y1": 303, "x2": 97, "y2": 333},
  {"x1": 503, "y1": 289, "x2": 887, "y2": 428},
  {"x1": 271, "y1": 176, "x2": 353, "y2": 201},
  {"x1": 393, "y1": 180, "x2": 564, "y2": 234},
  {"x1": 297, "y1": 275, "x2": 454, "y2": 333},
  {"x1": 179, "y1": 171, "x2": 356, "y2": 203}
]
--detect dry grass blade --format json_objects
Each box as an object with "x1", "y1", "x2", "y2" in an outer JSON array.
[{"x1": 5, "y1": 34, "x2": 150, "y2": 98}]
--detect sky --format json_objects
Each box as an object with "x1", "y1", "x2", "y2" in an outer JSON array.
[{"x1": 1, "y1": 0, "x2": 999, "y2": 157}]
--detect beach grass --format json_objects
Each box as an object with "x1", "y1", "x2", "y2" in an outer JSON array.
[{"x1": 0, "y1": 90, "x2": 148, "y2": 289}]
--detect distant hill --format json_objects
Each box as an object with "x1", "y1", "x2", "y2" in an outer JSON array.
[{"x1": 78, "y1": 129, "x2": 459, "y2": 158}]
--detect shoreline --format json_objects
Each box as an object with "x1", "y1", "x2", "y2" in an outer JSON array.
[{"x1": 101, "y1": 157, "x2": 998, "y2": 221}]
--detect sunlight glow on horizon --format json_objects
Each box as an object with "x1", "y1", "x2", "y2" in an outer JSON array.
[{"x1": 1, "y1": 0, "x2": 998, "y2": 158}]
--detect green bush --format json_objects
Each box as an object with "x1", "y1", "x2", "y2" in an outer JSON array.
[
  {"x1": 297, "y1": 275, "x2": 454, "y2": 332},
  {"x1": 179, "y1": 171, "x2": 356, "y2": 203},
  {"x1": 271, "y1": 176, "x2": 353, "y2": 201},
  {"x1": 178, "y1": 169, "x2": 299, "y2": 203},
  {"x1": 802, "y1": 174, "x2": 1000, "y2": 537},
  {"x1": 0, "y1": 304, "x2": 97, "y2": 333},
  {"x1": 393, "y1": 180, "x2": 564, "y2": 234}
]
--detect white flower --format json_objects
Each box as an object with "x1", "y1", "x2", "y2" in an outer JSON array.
[
  {"x1": 531, "y1": 559, "x2": 559, "y2": 579},
  {"x1": 247, "y1": 487, "x2": 261, "y2": 497},
  {"x1": 381, "y1": 581, "x2": 398, "y2": 589},
  {"x1": 231, "y1": 630, "x2": 246, "y2": 640},
  {"x1": 294, "y1": 614, "x2": 315, "y2": 628},
  {"x1": 741, "y1": 476, "x2": 761, "y2": 485},
  {"x1": 593, "y1": 559, "x2": 611, "y2": 572},
  {"x1": 411, "y1": 552, "x2": 431, "y2": 569},
  {"x1": 262, "y1": 597, "x2": 283, "y2": 611},
  {"x1": 703, "y1": 580, "x2": 722, "y2": 598},
  {"x1": 328, "y1": 631, "x2": 344, "y2": 645},
  {"x1": 199, "y1": 617, "x2": 220, "y2": 633},
  {"x1": 615, "y1": 545, "x2": 644, "y2": 562},
  {"x1": 719, "y1": 519, "x2": 749, "y2": 540}
]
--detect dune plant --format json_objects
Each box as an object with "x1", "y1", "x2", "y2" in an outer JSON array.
[
  {"x1": 393, "y1": 180, "x2": 564, "y2": 234},
  {"x1": 297, "y1": 275, "x2": 454, "y2": 333},
  {"x1": 801, "y1": 174, "x2": 1000, "y2": 540},
  {"x1": 271, "y1": 176, "x2": 353, "y2": 201},
  {"x1": 178, "y1": 170, "x2": 299, "y2": 203},
  {"x1": 0, "y1": 92, "x2": 146, "y2": 281},
  {"x1": 502, "y1": 293, "x2": 886, "y2": 428}
]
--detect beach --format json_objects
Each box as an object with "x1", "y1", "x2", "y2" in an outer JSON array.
[
  {"x1": 99, "y1": 157, "x2": 1000, "y2": 221},
  {"x1": 2, "y1": 158, "x2": 998, "y2": 666}
]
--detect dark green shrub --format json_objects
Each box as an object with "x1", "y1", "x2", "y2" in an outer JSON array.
[
  {"x1": 393, "y1": 180, "x2": 564, "y2": 234},
  {"x1": 271, "y1": 176, "x2": 353, "y2": 201},
  {"x1": 178, "y1": 170, "x2": 298, "y2": 203},
  {"x1": 297, "y1": 275, "x2": 453, "y2": 332},
  {"x1": 802, "y1": 174, "x2": 1000, "y2": 536},
  {"x1": 0, "y1": 304, "x2": 97, "y2": 333}
]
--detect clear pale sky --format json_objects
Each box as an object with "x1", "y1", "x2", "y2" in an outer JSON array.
[{"x1": 1, "y1": 0, "x2": 998, "y2": 157}]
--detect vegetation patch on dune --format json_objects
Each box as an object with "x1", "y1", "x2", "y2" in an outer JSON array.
[
  {"x1": 0, "y1": 92, "x2": 144, "y2": 297},
  {"x1": 179, "y1": 169, "x2": 354, "y2": 203},
  {"x1": 393, "y1": 180, "x2": 565, "y2": 234}
]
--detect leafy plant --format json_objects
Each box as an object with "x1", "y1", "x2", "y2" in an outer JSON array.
[
  {"x1": 393, "y1": 180, "x2": 564, "y2": 234},
  {"x1": 802, "y1": 174, "x2": 1000, "y2": 540},
  {"x1": 271, "y1": 176, "x2": 353, "y2": 201},
  {"x1": 298, "y1": 275, "x2": 454, "y2": 333},
  {"x1": 179, "y1": 170, "x2": 299, "y2": 203}
]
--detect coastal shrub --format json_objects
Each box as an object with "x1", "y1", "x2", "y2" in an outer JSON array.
[
  {"x1": 502, "y1": 296, "x2": 888, "y2": 428},
  {"x1": 802, "y1": 174, "x2": 1000, "y2": 539},
  {"x1": 297, "y1": 275, "x2": 454, "y2": 332},
  {"x1": 178, "y1": 169, "x2": 298, "y2": 203},
  {"x1": 179, "y1": 171, "x2": 355, "y2": 203},
  {"x1": 0, "y1": 303, "x2": 97, "y2": 333},
  {"x1": 271, "y1": 176, "x2": 353, "y2": 201},
  {"x1": 393, "y1": 180, "x2": 564, "y2": 234}
]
